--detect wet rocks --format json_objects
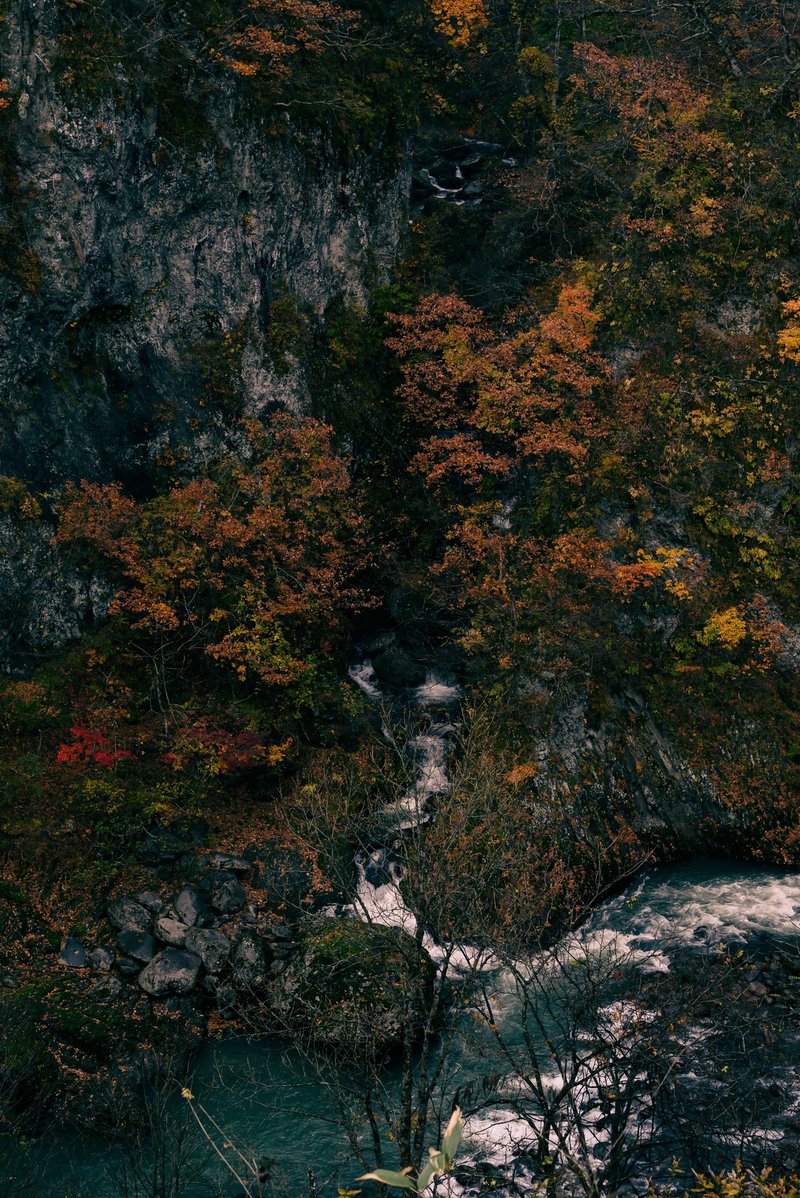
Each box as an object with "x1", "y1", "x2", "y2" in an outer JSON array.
[
  {"x1": 411, "y1": 139, "x2": 508, "y2": 210},
  {"x1": 138, "y1": 948, "x2": 202, "y2": 997}
]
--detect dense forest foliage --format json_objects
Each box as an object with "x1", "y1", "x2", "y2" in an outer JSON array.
[
  {"x1": 1, "y1": 0, "x2": 800, "y2": 1191},
  {"x1": 2, "y1": 0, "x2": 797, "y2": 887}
]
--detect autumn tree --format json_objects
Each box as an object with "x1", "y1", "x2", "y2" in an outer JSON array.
[
  {"x1": 219, "y1": 0, "x2": 358, "y2": 80},
  {"x1": 56, "y1": 417, "x2": 371, "y2": 733}
]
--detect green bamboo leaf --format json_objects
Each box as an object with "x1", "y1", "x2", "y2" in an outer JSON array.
[
  {"x1": 416, "y1": 1163, "x2": 436, "y2": 1192},
  {"x1": 357, "y1": 1170, "x2": 416, "y2": 1190},
  {"x1": 442, "y1": 1107, "x2": 463, "y2": 1159}
]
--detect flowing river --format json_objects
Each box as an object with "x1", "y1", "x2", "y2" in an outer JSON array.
[{"x1": 12, "y1": 664, "x2": 800, "y2": 1198}]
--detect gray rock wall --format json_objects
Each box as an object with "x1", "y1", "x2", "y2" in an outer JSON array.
[{"x1": 0, "y1": 1, "x2": 411, "y2": 664}]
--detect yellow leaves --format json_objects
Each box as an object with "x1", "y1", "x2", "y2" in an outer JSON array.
[
  {"x1": 687, "y1": 402, "x2": 739, "y2": 439},
  {"x1": 777, "y1": 298, "x2": 800, "y2": 362},
  {"x1": 267, "y1": 737, "x2": 294, "y2": 766},
  {"x1": 428, "y1": 0, "x2": 487, "y2": 48},
  {"x1": 697, "y1": 606, "x2": 747, "y2": 651},
  {"x1": 611, "y1": 547, "x2": 698, "y2": 599},
  {"x1": 688, "y1": 194, "x2": 720, "y2": 238},
  {"x1": 665, "y1": 577, "x2": 691, "y2": 602},
  {"x1": 505, "y1": 762, "x2": 538, "y2": 785}
]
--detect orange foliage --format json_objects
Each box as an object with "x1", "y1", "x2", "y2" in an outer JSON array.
[
  {"x1": 572, "y1": 43, "x2": 711, "y2": 134},
  {"x1": 388, "y1": 280, "x2": 608, "y2": 478},
  {"x1": 56, "y1": 417, "x2": 370, "y2": 692},
  {"x1": 220, "y1": 0, "x2": 357, "y2": 80},
  {"x1": 427, "y1": 0, "x2": 487, "y2": 48}
]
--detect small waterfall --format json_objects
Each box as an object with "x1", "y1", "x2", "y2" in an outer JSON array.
[{"x1": 335, "y1": 659, "x2": 498, "y2": 975}]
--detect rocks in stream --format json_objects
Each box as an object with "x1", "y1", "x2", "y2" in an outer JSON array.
[{"x1": 411, "y1": 139, "x2": 511, "y2": 209}]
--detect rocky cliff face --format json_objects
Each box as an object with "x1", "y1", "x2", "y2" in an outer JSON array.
[{"x1": 0, "y1": 0, "x2": 410, "y2": 665}]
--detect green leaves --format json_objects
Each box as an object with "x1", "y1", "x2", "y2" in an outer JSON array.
[
  {"x1": 441, "y1": 1106, "x2": 463, "y2": 1161},
  {"x1": 358, "y1": 1169, "x2": 416, "y2": 1190},
  {"x1": 357, "y1": 1108, "x2": 464, "y2": 1193}
]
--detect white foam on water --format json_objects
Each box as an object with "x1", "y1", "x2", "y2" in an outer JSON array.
[
  {"x1": 343, "y1": 853, "x2": 501, "y2": 976},
  {"x1": 348, "y1": 659, "x2": 382, "y2": 699},
  {"x1": 415, "y1": 674, "x2": 463, "y2": 705},
  {"x1": 590, "y1": 868, "x2": 800, "y2": 957},
  {"x1": 462, "y1": 1108, "x2": 537, "y2": 1165},
  {"x1": 344, "y1": 659, "x2": 800, "y2": 1190},
  {"x1": 414, "y1": 733, "x2": 451, "y2": 797},
  {"x1": 566, "y1": 926, "x2": 671, "y2": 974},
  {"x1": 378, "y1": 732, "x2": 451, "y2": 831}
]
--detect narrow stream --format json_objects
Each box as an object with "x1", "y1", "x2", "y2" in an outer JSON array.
[{"x1": 12, "y1": 662, "x2": 800, "y2": 1198}]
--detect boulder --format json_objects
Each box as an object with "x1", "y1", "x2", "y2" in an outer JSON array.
[
  {"x1": 117, "y1": 955, "x2": 141, "y2": 977},
  {"x1": 89, "y1": 946, "x2": 115, "y2": 972},
  {"x1": 173, "y1": 885, "x2": 210, "y2": 928},
  {"x1": 138, "y1": 948, "x2": 201, "y2": 997},
  {"x1": 155, "y1": 915, "x2": 188, "y2": 947},
  {"x1": 185, "y1": 928, "x2": 231, "y2": 974},
  {"x1": 211, "y1": 871, "x2": 246, "y2": 915},
  {"x1": 267, "y1": 918, "x2": 435, "y2": 1056},
  {"x1": 207, "y1": 853, "x2": 252, "y2": 875},
  {"x1": 231, "y1": 931, "x2": 273, "y2": 991},
  {"x1": 116, "y1": 930, "x2": 157, "y2": 963},
  {"x1": 59, "y1": 937, "x2": 87, "y2": 969},
  {"x1": 371, "y1": 645, "x2": 420, "y2": 690},
  {"x1": 136, "y1": 891, "x2": 164, "y2": 914},
  {"x1": 107, "y1": 897, "x2": 152, "y2": 934}
]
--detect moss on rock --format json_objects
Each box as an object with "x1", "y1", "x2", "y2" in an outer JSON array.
[{"x1": 268, "y1": 917, "x2": 436, "y2": 1057}]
